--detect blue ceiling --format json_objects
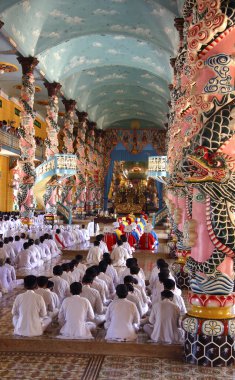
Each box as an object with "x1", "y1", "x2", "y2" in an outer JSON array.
[{"x1": 0, "y1": 0, "x2": 182, "y2": 130}]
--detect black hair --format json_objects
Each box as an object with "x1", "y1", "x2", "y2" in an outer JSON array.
[
  {"x1": 98, "y1": 260, "x2": 108, "y2": 273},
  {"x1": 161, "y1": 290, "x2": 174, "y2": 300},
  {"x1": 94, "y1": 240, "x2": 100, "y2": 247},
  {"x1": 15, "y1": 236, "x2": 20, "y2": 241},
  {"x1": 126, "y1": 258, "x2": 136, "y2": 268},
  {"x1": 124, "y1": 275, "x2": 134, "y2": 284},
  {"x1": 130, "y1": 266, "x2": 140, "y2": 275},
  {"x1": 116, "y1": 284, "x2": 128, "y2": 299},
  {"x1": 56, "y1": 229, "x2": 61, "y2": 234},
  {"x1": 75, "y1": 254, "x2": 83, "y2": 262},
  {"x1": 82, "y1": 274, "x2": 94, "y2": 284},
  {"x1": 163, "y1": 279, "x2": 175, "y2": 290},
  {"x1": 24, "y1": 275, "x2": 37, "y2": 290},
  {"x1": 117, "y1": 240, "x2": 123, "y2": 246},
  {"x1": 53, "y1": 265, "x2": 63, "y2": 276},
  {"x1": 103, "y1": 252, "x2": 112, "y2": 265},
  {"x1": 23, "y1": 242, "x2": 29, "y2": 250},
  {"x1": 70, "y1": 282, "x2": 82, "y2": 295},
  {"x1": 120, "y1": 235, "x2": 127, "y2": 242},
  {"x1": 158, "y1": 271, "x2": 169, "y2": 283},
  {"x1": 37, "y1": 276, "x2": 48, "y2": 288}
]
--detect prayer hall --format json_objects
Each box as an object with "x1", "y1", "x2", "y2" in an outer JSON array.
[{"x1": 0, "y1": 0, "x2": 234, "y2": 379}]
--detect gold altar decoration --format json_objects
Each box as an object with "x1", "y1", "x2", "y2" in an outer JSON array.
[{"x1": 114, "y1": 184, "x2": 145, "y2": 214}]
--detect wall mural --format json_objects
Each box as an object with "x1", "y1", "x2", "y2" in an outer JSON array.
[{"x1": 167, "y1": 0, "x2": 235, "y2": 367}]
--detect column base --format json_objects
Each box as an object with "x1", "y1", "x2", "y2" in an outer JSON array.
[
  {"x1": 184, "y1": 332, "x2": 234, "y2": 366},
  {"x1": 172, "y1": 262, "x2": 190, "y2": 289}
]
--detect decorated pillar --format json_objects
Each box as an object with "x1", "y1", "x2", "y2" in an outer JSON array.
[
  {"x1": 85, "y1": 121, "x2": 96, "y2": 212},
  {"x1": 62, "y1": 99, "x2": 76, "y2": 154},
  {"x1": 167, "y1": 0, "x2": 235, "y2": 367},
  {"x1": 16, "y1": 56, "x2": 39, "y2": 220},
  {"x1": 75, "y1": 111, "x2": 88, "y2": 214},
  {"x1": 44, "y1": 81, "x2": 62, "y2": 158}
]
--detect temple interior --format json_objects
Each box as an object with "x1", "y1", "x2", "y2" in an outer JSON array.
[{"x1": 0, "y1": 0, "x2": 234, "y2": 379}]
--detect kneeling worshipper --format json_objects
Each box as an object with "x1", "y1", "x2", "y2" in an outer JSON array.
[
  {"x1": 81, "y1": 273, "x2": 106, "y2": 325},
  {"x1": 58, "y1": 282, "x2": 96, "y2": 339},
  {"x1": 49, "y1": 265, "x2": 70, "y2": 303},
  {"x1": 0, "y1": 258, "x2": 12, "y2": 292},
  {"x1": 12, "y1": 275, "x2": 52, "y2": 337},
  {"x1": 139, "y1": 224, "x2": 155, "y2": 251},
  {"x1": 35, "y1": 276, "x2": 59, "y2": 318},
  {"x1": 124, "y1": 225, "x2": 136, "y2": 250},
  {"x1": 96, "y1": 234, "x2": 109, "y2": 254},
  {"x1": 86, "y1": 240, "x2": 103, "y2": 265},
  {"x1": 54, "y1": 228, "x2": 67, "y2": 249},
  {"x1": 103, "y1": 226, "x2": 116, "y2": 252},
  {"x1": 105, "y1": 284, "x2": 140, "y2": 341},
  {"x1": 110, "y1": 240, "x2": 130, "y2": 270},
  {"x1": 143, "y1": 290, "x2": 184, "y2": 344}
]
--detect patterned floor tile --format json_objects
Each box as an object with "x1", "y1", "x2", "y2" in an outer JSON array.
[{"x1": 0, "y1": 352, "x2": 90, "y2": 380}]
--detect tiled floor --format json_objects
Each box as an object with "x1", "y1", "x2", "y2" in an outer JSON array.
[{"x1": 0, "y1": 352, "x2": 234, "y2": 380}]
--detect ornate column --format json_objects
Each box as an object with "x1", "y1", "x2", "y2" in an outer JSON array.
[
  {"x1": 44, "y1": 81, "x2": 62, "y2": 158},
  {"x1": 75, "y1": 111, "x2": 88, "y2": 214},
  {"x1": 62, "y1": 99, "x2": 76, "y2": 154},
  {"x1": 167, "y1": 0, "x2": 235, "y2": 367},
  {"x1": 17, "y1": 56, "x2": 38, "y2": 220},
  {"x1": 85, "y1": 121, "x2": 96, "y2": 213}
]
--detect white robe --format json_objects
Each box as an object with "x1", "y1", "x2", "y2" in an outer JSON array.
[
  {"x1": 49, "y1": 275, "x2": 70, "y2": 303},
  {"x1": 111, "y1": 246, "x2": 129, "y2": 267},
  {"x1": 58, "y1": 295, "x2": 95, "y2": 339},
  {"x1": 12, "y1": 290, "x2": 51, "y2": 337},
  {"x1": 146, "y1": 299, "x2": 184, "y2": 344},
  {"x1": 86, "y1": 246, "x2": 103, "y2": 265},
  {"x1": 0, "y1": 265, "x2": 12, "y2": 291},
  {"x1": 105, "y1": 298, "x2": 140, "y2": 341}
]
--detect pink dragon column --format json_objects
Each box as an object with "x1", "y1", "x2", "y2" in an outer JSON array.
[
  {"x1": 167, "y1": 0, "x2": 235, "y2": 367},
  {"x1": 75, "y1": 111, "x2": 88, "y2": 214},
  {"x1": 42, "y1": 82, "x2": 62, "y2": 214},
  {"x1": 17, "y1": 56, "x2": 39, "y2": 221},
  {"x1": 62, "y1": 99, "x2": 76, "y2": 154},
  {"x1": 44, "y1": 81, "x2": 62, "y2": 158}
]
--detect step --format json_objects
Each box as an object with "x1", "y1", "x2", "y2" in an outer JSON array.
[{"x1": 0, "y1": 336, "x2": 184, "y2": 359}]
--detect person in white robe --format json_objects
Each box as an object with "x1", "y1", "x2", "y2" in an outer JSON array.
[
  {"x1": 75, "y1": 254, "x2": 87, "y2": 277},
  {"x1": 48, "y1": 235, "x2": 61, "y2": 257},
  {"x1": 86, "y1": 266, "x2": 109, "y2": 305},
  {"x1": 11, "y1": 235, "x2": 24, "y2": 258},
  {"x1": 120, "y1": 235, "x2": 133, "y2": 256},
  {"x1": 144, "y1": 290, "x2": 184, "y2": 344},
  {"x1": 110, "y1": 240, "x2": 129, "y2": 268},
  {"x1": 15, "y1": 242, "x2": 34, "y2": 270},
  {"x1": 81, "y1": 274, "x2": 106, "y2": 325},
  {"x1": 149, "y1": 258, "x2": 166, "y2": 291},
  {"x1": 87, "y1": 220, "x2": 100, "y2": 238},
  {"x1": 162, "y1": 279, "x2": 186, "y2": 315},
  {"x1": 39, "y1": 236, "x2": 51, "y2": 261},
  {"x1": 58, "y1": 282, "x2": 96, "y2": 339},
  {"x1": 98, "y1": 261, "x2": 115, "y2": 298},
  {"x1": 80, "y1": 224, "x2": 90, "y2": 241},
  {"x1": 12, "y1": 275, "x2": 52, "y2": 337},
  {"x1": 47, "y1": 280, "x2": 61, "y2": 310},
  {"x1": 54, "y1": 229, "x2": 67, "y2": 249},
  {"x1": 124, "y1": 276, "x2": 149, "y2": 317},
  {"x1": 49, "y1": 265, "x2": 70, "y2": 303},
  {"x1": 0, "y1": 241, "x2": 8, "y2": 260},
  {"x1": 96, "y1": 234, "x2": 109, "y2": 254},
  {"x1": 3, "y1": 237, "x2": 15, "y2": 262},
  {"x1": 5, "y1": 258, "x2": 23, "y2": 289},
  {"x1": 61, "y1": 262, "x2": 74, "y2": 285},
  {"x1": 105, "y1": 284, "x2": 140, "y2": 341},
  {"x1": 35, "y1": 276, "x2": 59, "y2": 318},
  {"x1": 61, "y1": 227, "x2": 75, "y2": 247},
  {"x1": 0, "y1": 258, "x2": 12, "y2": 292},
  {"x1": 86, "y1": 241, "x2": 103, "y2": 265},
  {"x1": 102, "y1": 253, "x2": 119, "y2": 287},
  {"x1": 27, "y1": 240, "x2": 39, "y2": 268}
]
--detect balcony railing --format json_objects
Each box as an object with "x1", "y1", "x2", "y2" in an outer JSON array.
[{"x1": 0, "y1": 130, "x2": 45, "y2": 160}]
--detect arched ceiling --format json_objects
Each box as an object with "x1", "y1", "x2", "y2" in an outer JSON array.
[{"x1": 0, "y1": 0, "x2": 182, "y2": 130}]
